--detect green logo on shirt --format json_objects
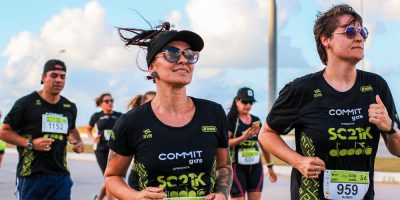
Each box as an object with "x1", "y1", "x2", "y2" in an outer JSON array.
[
  {"x1": 63, "y1": 104, "x2": 71, "y2": 108},
  {"x1": 35, "y1": 99, "x2": 41, "y2": 106},
  {"x1": 313, "y1": 89, "x2": 322, "y2": 98},
  {"x1": 143, "y1": 129, "x2": 153, "y2": 139},
  {"x1": 360, "y1": 85, "x2": 373, "y2": 92},
  {"x1": 202, "y1": 126, "x2": 217, "y2": 132}
]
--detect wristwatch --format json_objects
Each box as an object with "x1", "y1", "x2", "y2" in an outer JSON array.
[
  {"x1": 26, "y1": 139, "x2": 34, "y2": 150},
  {"x1": 385, "y1": 121, "x2": 399, "y2": 135}
]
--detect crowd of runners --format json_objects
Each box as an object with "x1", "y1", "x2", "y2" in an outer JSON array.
[{"x1": 1, "y1": 4, "x2": 400, "y2": 200}]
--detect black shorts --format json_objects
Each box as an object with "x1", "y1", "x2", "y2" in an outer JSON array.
[
  {"x1": 94, "y1": 149, "x2": 109, "y2": 174},
  {"x1": 230, "y1": 162, "x2": 264, "y2": 197}
]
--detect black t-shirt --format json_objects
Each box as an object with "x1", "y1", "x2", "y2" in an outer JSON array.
[
  {"x1": 109, "y1": 97, "x2": 229, "y2": 198},
  {"x1": 4, "y1": 92, "x2": 77, "y2": 177},
  {"x1": 227, "y1": 113, "x2": 262, "y2": 165},
  {"x1": 89, "y1": 111, "x2": 122, "y2": 151},
  {"x1": 267, "y1": 69, "x2": 399, "y2": 200}
]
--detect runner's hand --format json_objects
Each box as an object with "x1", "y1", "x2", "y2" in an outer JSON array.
[
  {"x1": 71, "y1": 140, "x2": 84, "y2": 153},
  {"x1": 369, "y1": 95, "x2": 392, "y2": 132},
  {"x1": 242, "y1": 126, "x2": 259, "y2": 139},
  {"x1": 32, "y1": 137, "x2": 54, "y2": 151},
  {"x1": 133, "y1": 187, "x2": 166, "y2": 200},
  {"x1": 205, "y1": 192, "x2": 226, "y2": 200},
  {"x1": 267, "y1": 167, "x2": 278, "y2": 183},
  {"x1": 93, "y1": 135, "x2": 101, "y2": 144},
  {"x1": 294, "y1": 156, "x2": 325, "y2": 179}
]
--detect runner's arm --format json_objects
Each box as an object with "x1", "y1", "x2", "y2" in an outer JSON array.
[
  {"x1": 68, "y1": 128, "x2": 84, "y2": 153},
  {"x1": 258, "y1": 123, "x2": 325, "y2": 179},
  {"x1": 0, "y1": 123, "x2": 29, "y2": 147},
  {"x1": 260, "y1": 143, "x2": 278, "y2": 183},
  {"x1": 382, "y1": 131, "x2": 400, "y2": 157},
  {"x1": 209, "y1": 147, "x2": 232, "y2": 200},
  {"x1": 104, "y1": 150, "x2": 167, "y2": 199}
]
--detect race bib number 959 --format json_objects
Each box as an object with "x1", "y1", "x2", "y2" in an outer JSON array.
[
  {"x1": 42, "y1": 114, "x2": 68, "y2": 134},
  {"x1": 324, "y1": 170, "x2": 369, "y2": 200}
]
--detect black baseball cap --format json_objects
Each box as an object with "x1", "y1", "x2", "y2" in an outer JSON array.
[
  {"x1": 236, "y1": 87, "x2": 256, "y2": 102},
  {"x1": 146, "y1": 30, "x2": 204, "y2": 67},
  {"x1": 41, "y1": 59, "x2": 67, "y2": 84}
]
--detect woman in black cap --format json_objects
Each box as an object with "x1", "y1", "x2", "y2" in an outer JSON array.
[
  {"x1": 105, "y1": 22, "x2": 232, "y2": 200},
  {"x1": 227, "y1": 87, "x2": 277, "y2": 200}
]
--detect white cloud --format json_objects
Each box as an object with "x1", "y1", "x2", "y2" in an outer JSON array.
[
  {"x1": 185, "y1": 0, "x2": 307, "y2": 70},
  {"x1": 315, "y1": 0, "x2": 400, "y2": 21}
]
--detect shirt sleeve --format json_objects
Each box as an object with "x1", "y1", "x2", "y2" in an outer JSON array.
[
  {"x1": 71, "y1": 103, "x2": 77, "y2": 130},
  {"x1": 89, "y1": 113, "x2": 98, "y2": 127},
  {"x1": 267, "y1": 82, "x2": 302, "y2": 135},
  {"x1": 109, "y1": 114, "x2": 135, "y2": 156},
  {"x1": 3, "y1": 98, "x2": 26, "y2": 130},
  {"x1": 217, "y1": 105, "x2": 229, "y2": 148}
]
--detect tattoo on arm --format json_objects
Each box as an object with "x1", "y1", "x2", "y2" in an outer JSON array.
[
  {"x1": 215, "y1": 149, "x2": 233, "y2": 199},
  {"x1": 108, "y1": 150, "x2": 120, "y2": 162}
]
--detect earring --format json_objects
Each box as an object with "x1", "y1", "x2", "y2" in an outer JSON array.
[{"x1": 150, "y1": 71, "x2": 158, "y2": 79}]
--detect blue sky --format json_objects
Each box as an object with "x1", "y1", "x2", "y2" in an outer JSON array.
[{"x1": 1, "y1": 0, "x2": 400, "y2": 126}]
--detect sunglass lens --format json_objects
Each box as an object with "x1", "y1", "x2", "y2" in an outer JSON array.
[
  {"x1": 241, "y1": 100, "x2": 253, "y2": 105},
  {"x1": 360, "y1": 27, "x2": 368, "y2": 40},
  {"x1": 183, "y1": 50, "x2": 199, "y2": 64},
  {"x1": 345, "y1": 26, "x2": 356, "y2": 39},
  {"x1": 163, "y1": 46, "x2": 181, "y2": 63}
]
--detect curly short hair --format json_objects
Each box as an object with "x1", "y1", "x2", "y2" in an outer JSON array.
[{"x1": 313, "y1": 4, "x2": 363, "y2": 65}]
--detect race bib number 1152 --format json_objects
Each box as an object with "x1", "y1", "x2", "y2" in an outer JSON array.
[{"x1": 42, "y1": 114, "x2": 68, "y2": 134}]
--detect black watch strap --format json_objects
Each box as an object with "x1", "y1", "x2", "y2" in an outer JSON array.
[{"x1": 385, "y1": 121, "x2": 399, "y2": 135}]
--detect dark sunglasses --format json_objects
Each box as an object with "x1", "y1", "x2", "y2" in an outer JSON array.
[
  {"x1": 332, "y1": 26, "x2": 368, "y2": 40},
  {"x1": 161, "y1": 46, "x2": 200, "y2": 64},
  {"x1": 102, "y1": 99, "x2": 114, "y2": 104},
  {"x1": 240, "y1": 100, "x2": 253, "y2": 105}
]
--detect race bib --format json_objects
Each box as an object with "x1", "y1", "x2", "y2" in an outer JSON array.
[
  {"x1": 164, "y1": 197, "x2": 205, "y2": 200},
  {"x1": 104, "y1": 129, "x2": 112, "y2": 141},
  {"x1": 323, "y1": 170, "x2": 369, "y2": 200},
  {"x1": 42, "y1": 114, "x2": 68, "y2": 134},
  {"x1": 238, "y1": 148, "x2": 260, "y2": 165}
]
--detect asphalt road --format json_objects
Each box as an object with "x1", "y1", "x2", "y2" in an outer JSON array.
[{"x1": 1, "y1": 153, "x2": 399, "y2": 199}]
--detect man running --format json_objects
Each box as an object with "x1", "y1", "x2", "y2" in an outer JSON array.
[{"x1": 0, "y1": 59, "x2": 84, "y2": 200}]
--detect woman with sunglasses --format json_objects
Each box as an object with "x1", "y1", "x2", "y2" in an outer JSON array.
[
  {"x1": 86, "y1": 93, "x2": 122, "y2": 200},
  {"x1": 104, "y1": 22, "x2": 232, "y2": 200},
  {"x1": 258, "y1": 4, "x2": 400, "y2": 200},
  {"x1": 227, "y1": 87, "x2": 277, "y2": 200}
]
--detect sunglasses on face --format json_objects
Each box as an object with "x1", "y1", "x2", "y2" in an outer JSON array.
[
  {"x1": 332, "y1": 26, "x2": 369, "y2": 40},
  {"x1": 160, "y1": 46, "x2": 200, "y2": 64},
  {"x1": 102, "y1": 99, "x2": 114, "y2": 104},
  {"x1": 240, "y1": 100, "x2": 253, "y2": 105}
]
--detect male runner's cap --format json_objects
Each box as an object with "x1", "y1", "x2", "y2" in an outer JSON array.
[
  {"x1": 146, "y1": 30, "x2": 204, "y2": 67},
  {"x1": 41, "y1": 59, "x2": 67, "y2": 84},
  {"x1": 236, "y1": 87, "x2": 256, "y2": 102}
]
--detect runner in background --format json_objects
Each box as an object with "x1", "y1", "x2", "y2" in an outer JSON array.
[
  {"x1": 258, "y1": 4, "x2": 400, "y2": 200},
  {"x1": 127, "y1": 91, "x2": 156, "y2": 111},
  {"x1": 0, "y1": 59, "x2": 84, "y2": 199},
  {"x1": 227, "y1": 87, "x2": 277, "y2": 200},
  {"x1": 104, "y1": 22, "x2": 232, "y2": 200},
  {"x1": 86, "y1": 93, "x2": 122, "y2": 200},
  {"x1": 0, "y1": 110, "x2": 6, "y2": 168}
]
